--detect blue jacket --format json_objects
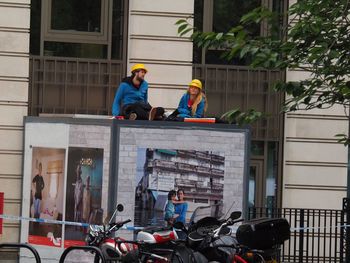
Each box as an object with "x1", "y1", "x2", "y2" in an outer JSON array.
[
  {"x1": 112, "y1": 77, "x2": 148, "y2": 116},
  {"x1": 175, "y1": 202, "x2": 188, "y2": 224},
  {"x1": 164, "y1": 201, "x2": 175, "y2": 221},
  {"x1": 177, "y1": 93, "x2": 205, "y2": 118}
]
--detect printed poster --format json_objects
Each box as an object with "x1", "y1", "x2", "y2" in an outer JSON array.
[
  {"x1": 64, "y1": 147, "x2": 104, "y2": 247},
  {"x1": 28, "y1": 147, "x2": 65, "y2": 247},
  {"x1": 134, "y1": 148, "x2": 225, "y2": 227}
]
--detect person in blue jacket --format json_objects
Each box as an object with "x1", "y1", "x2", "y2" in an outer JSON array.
[
  {"x1": 174, "y1": 79, "x2": 208, "y2": 119},
  {"x1": 112, "y1": 64, "x2": 164, "y2": 120},
  {"x1": 164, "y1": 190, "x2": 178, "y2": 226},
  {"x1": 174, "y1": 189, "x2": 188, "y2": 224}
]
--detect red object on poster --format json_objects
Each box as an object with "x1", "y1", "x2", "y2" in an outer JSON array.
[
  {"x1": 64, "y1": 239, "x2": 85, "y2": 248},
  {"x1": 0, "y1": 192, "x2": 4, "y2": 234},
  {"x1": 28, "y1": 235, "x2": 62, "y2": 247}
]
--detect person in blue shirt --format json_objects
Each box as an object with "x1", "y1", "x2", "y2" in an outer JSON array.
[
  {"x1": 112, "y1": 64, "x2": 164, "y2": 120},
  {"x1": 174, "y1": 189, "x2": 188, "y2": 224},
  {"x1": 166, "y1": 79, "x2": 208, "y2": 121},
  {"x1": 164, "y1": 190, "x2": 178, "y2": 226},
  {"x1": 178, "y1": 79, "x2": 207, "y2": 118}
]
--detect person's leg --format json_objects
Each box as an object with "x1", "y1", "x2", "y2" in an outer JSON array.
[
  {"x1": 74, "y1": 203, "x2": 78, "y2": 221},
  {"x1": 122, "y1": 103, "x2": 149, "y2": 120},
  {"x1": 149, "y1": 107, "x2": 165, "y2": 120},
  {"x1": 165, "y1": 109, "x2": 179, "y2": 121},
  {"x1": 33, "y1": 198, "x2": 39, "y2": 218},
  {"x1": 132, "y1": 104, "x2": 149, "y2": 120},
  {"x1": 122, "y1": 104, "x2": 137, "y2": 119}
]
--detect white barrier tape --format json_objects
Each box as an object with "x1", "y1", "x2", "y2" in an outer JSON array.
[
  {"x1": 0, "y1": 214, "x2": 143, "y2": 231},
  {"x1": 3, "y1": 213, "x2": 348, "y2": 232},
  {"x1": 124, "y1": 226, "x2": 144, "y2": 230}
]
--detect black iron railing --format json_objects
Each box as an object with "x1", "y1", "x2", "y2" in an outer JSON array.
[
  {"x1": 29, "y1": 56, "x2": 125, "y2": 116},
  {"x1": 248, "y1": 207, "x2": 346, "y2": 263}
]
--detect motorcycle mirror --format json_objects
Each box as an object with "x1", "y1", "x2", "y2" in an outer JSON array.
[
  {"x1": 230, "y1": 211, "x2": 242, "y2": 220},
  {"x1": 117, "y1": 204, "x2": 124, "y2": 212},
  {"x1": 106, "y1": 204, "x2": 124, "y2": 224}
]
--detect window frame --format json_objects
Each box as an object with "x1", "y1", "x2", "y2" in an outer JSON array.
[
  {"x1": 41, "y1": 0, "x2": 110, "y2": 46},
  {"x1": 196, "y1": 0, "x2": 277, "y2": 64}
]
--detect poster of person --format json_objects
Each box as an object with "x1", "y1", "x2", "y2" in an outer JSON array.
[
  {"x1": 28, "y1": 147, "x2": 65, "y2": 247},
  {"x1": 134, "y1": 148, "x2": 225, "y2": 228},
  {"x1": 64, "y1": 147, "x2": 104, "y2": 247}
]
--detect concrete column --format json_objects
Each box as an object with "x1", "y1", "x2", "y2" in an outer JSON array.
[
  {"x1": 0, "y1": 0, "x2": 30, "y2": 245},
  {"x1": 127, "y1": 0, "x2": 194, "y2": 110}
]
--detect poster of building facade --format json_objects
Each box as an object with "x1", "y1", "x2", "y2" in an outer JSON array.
[
  {"x1": 64, "y1": 147, "x2": 104, "y2": 247},
  {"x1": 135, "y1": 148, "x2": 226, "y2": 227},
  {"x1": 28, "y1": 147, "x2": 65, "y2": 247}
]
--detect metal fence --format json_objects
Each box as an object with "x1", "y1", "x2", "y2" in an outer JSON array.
[
  {"x1": 248, "y1": 207, "x2": 346, "y2": 263},
  {"x1": 29, "y1": 56, "x2": 125, "y2": 116},
  {"x1": 193, "y1": 64, "x2": 284, "y2": 141}
]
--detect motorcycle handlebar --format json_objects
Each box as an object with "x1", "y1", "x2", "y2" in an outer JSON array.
[
  {"x1": 118, "y1": 219, "x2": 132, "y2": 226},
  {"x1": 229, "y1": 218, "x2": 244, "y2": 225},
  {"x1": 109, "y1": 219, "x2": 132, "y2": 232}
]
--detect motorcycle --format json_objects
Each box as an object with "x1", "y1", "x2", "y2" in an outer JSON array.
[
  {"x1": 85, "y1": 204, "x2": 138, "y2": 262},
  {"x1": 85, "y1": 204, "x2": 204, "y2": 263},
  {"x1": 174, "y1": 209, "x2": 290, "y2": 263},
  {"x1": 235, "y1": 217, "x2": 290, "y2": 263},
  {"x1": 135, "y1": 225, "x2": 208, "y2": 263},
  {"x1": 172, "y1": 211, "x2": 242, "y2": 263}
]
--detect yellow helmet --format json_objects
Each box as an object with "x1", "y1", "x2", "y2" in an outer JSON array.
[
  {"x1": 189, "y1": 79, "x2": 202, "y2": 89},
  {"x1": 131, "y1": 64, "x2": 148, "y2": 73}
]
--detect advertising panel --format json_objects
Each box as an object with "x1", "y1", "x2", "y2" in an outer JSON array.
[
  {"x1": 28, "y1": 147, "x2": 65, "y2": 247},
  {"x1": 116, "y1": 126, "x2": 249, "y2": 238},
  {"x1": 64, "y1": 147, "x2": 104, "y2": 247}
]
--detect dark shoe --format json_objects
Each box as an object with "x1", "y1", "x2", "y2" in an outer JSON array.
[
  {"x1": 155, "y1": 107, "x2": 165, "y2": 120},
  {"x1": 129, "y1": 113, "x2": 137, "y2": 120},
  {"x1": 149, "y1": 107, "x2": 157, "y2": 121}
]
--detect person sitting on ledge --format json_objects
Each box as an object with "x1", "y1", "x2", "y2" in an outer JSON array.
[
  {"x1": 166, "y1": 79, "x2": 208, "y2": 121},
  {"x1": 112, "y1": 63, "x2": 164, "y2": 120}
]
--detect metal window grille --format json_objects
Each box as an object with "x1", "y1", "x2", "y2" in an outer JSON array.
[
  {"x1": 193, "y1": 64, "x2": 285, "y2": 141},
  {"x1": 29, "y1": 56, "x2": 125, "y2": 116}
]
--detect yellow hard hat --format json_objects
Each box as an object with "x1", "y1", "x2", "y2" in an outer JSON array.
[
  {"x1": 189, "y1": 79, "x2": 202, "y2": 89},
  {"x1": 131, "y1": 64, "x2": 148, "y2": 73}
]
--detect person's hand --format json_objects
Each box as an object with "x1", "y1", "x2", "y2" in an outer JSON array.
[{"x1": 173, "y1": 200, "x2": 185, "y2": 204}]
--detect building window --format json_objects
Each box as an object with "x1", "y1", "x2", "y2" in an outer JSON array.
[
  {"x1": 30, "y1": 0, "x2": 126, "y2": 59},
  {"x1": 43, "y1": 0, "x2": 108, "y2": 44},
  {"x1": 51, "y1": 0, "x2": 102, "y2": 32},
  {"x1": 194, "y1": 0, "x2": 283, "y2": 65}
]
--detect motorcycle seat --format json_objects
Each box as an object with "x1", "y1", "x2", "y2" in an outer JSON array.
[{"x1": 141, "y1": 225, "x2": 173, "y2": 234}]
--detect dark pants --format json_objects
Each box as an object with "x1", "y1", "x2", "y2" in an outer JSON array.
[
  {"x1": 165, "y1": 109, "x2": 184, "y2": 122},
  {"x1": 122, "y1": 102, "x2": 164, "y2": 120}
]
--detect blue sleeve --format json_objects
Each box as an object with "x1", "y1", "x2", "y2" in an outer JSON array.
[
  {"x1": 112, "y1": 84, "x2": 125, "y2": 116},
  {"x1": 164, "y1": 202, "x2": 173, "y2": 220},
  {"x1": 194, "y1": 98, "x2": 205, "y2": 118},
  {"x1": 177, "y1": 94, "x2": 189, "y2": 115},
  {"x1": 144, "y1": 82, "x2": 148, "y2": 103}
]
